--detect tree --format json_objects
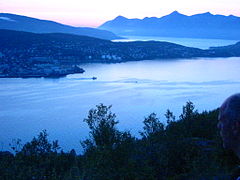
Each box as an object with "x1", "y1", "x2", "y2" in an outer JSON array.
[
  {"x1": 165, "y1": 109, "x2": 175, "y2": 124},
  {"x1": 81, "y1": 104, "x2": 145, "y2": 180},
  {"x1": 21, "y1": 130, "x2": 60, "y2": 156},
  {"x1": 179, "y1": 101, "x2": 198, "y2": 121},
  {"x1": 10, "y1": 130, "x2": 62, "y2": 180},
  {"x1": 82, "y1": 104, "x2": 120, "y2": 151},
  {"x1": 140, "y1": 113, "x2": 164, "y2": 138}
]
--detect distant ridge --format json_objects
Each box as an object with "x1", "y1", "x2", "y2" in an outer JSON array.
[
  {"x1": 1, "y1": 29, "x2": 240, "y2": 63},
  {"x1": 99, "y1": 11, "x2": 240, "y2": 40},
  {"x1": 0, "y1": 13, "x2": 122, "y2": 40},
  {"x1": 1, "y1": 29, "x2": 240, "y2": 77}
]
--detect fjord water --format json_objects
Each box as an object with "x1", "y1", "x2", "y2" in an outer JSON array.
[
  {"x1": 1, "y1": 57, "x2": 240, "y2": 152},
  {"x1": 114, "y1": 36, "x2": 239, "y2": 49}
]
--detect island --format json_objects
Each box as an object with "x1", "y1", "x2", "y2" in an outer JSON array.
[{"x1": 0, "y1": 29, "x2": 240, "y2": 78}]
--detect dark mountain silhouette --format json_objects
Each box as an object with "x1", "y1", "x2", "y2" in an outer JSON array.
[
  {"x1": 209, "y1": 41, "x2": 240, "y2": 56},
  {"x1": 0, "y1": 13, "x2": 121, "y2": 40},
  {"x1": 99, "y1": 11, "x2": 240, "y2": 40}
]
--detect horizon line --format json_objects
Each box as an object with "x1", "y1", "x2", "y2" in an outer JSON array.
[{"x1": 1, "y1": 10, "x2": 240, "y2": 28}]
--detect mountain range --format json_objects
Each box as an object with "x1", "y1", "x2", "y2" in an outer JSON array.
[
  {"x1": 0, "y1": 13, "x2": 121, "y2": 40},
  {"x1": 99, "y1": 11, "x2": 240, "y2": 40}
]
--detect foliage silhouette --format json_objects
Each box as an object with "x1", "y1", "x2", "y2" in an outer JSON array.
[{"x1": 0, "y1": 102, "x2": 238, "y2": 179}]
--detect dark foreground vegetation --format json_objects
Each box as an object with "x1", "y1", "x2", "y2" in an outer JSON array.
[{"x1": 0, "y1": 102, "x2": 239, "y2": 180}]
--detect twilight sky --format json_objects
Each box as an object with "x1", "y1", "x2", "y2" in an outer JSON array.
[{"x1": 0, "y1": 0, "x2": 239, "y2": 27}]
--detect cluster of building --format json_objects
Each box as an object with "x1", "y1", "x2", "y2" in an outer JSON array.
[{"x1": 0, "y1": 54, "x2": 84, "y2": 78}]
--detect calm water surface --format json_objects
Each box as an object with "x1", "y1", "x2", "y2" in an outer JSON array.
[
  {"x1": 1, "y1": 57, "x2": 240, "y2": 152},
  {"x1": 113, "y1": 36, "x2": 239, "y2": 49}
]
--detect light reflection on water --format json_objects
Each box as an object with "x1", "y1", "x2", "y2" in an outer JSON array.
[{"x1": 0, "y1": 57, "x2": 240, "y2": 152}]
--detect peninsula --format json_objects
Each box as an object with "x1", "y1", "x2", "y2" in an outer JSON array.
[{"x1": 0, "y1": 29, "x2": 239, "y2": 78}]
